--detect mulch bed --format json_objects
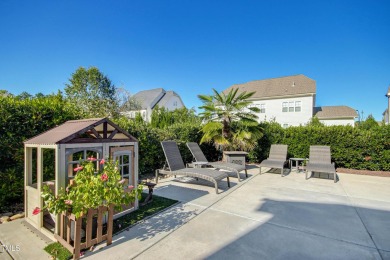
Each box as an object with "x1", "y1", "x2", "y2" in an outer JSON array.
[{"x1": 336, "y1": 168, "x2": 390, "y2": 177}]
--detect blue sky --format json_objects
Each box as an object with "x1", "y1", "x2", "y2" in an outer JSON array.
[{"x1": 1, "y1": 0, "x2": 389, "y2": 120}]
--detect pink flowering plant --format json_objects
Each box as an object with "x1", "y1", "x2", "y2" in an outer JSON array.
[{"x1": 39, "y1": 158, "x2": 142, "y2": 218}]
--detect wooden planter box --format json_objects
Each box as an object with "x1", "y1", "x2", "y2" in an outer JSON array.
[{"x1": 54, "y1": 204, "x2": 114, "y2": 260}]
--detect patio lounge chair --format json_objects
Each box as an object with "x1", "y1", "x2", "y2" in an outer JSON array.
[
  {"x1": 186, "y1": 142, "x2": 248, "y2": 182},
  {"x1": 306, "y1": 145, "x2": 337, "y2": 183},
  {"x1": 156, "y1": 141, "x2": 230, "y2": 194},
  {"x1": 259, "y1": 144, "x2": 288, "y2": 176}
]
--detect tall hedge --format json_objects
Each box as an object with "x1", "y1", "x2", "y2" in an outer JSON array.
[
  {"x1": 0, "y1": 94, "x2": 79, "y2": 211},
  {"x1": 115, "y1": 118, "x2": 219, "y2": 176},
  {"x1": 249, "y1": 122, "x2": 390, "y2": 171}
]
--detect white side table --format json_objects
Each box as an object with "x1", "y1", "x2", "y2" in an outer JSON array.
[
  {"x1": 192, "y1": 161, "x2": 209, "y2": 168},
  {"x1": 289, "y1": 158, "x2": 308, "y2": 172}
]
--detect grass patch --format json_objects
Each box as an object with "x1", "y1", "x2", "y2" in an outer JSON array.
[
  {"x1": 44, "y1": 242, "x2": 72, "y2": 260},
  {"x1": 44, "y1": 193, "x2": 178, "y2": 259},
  {"x1": 113, "y1": 193, "x2": 178, "y2": 234}
]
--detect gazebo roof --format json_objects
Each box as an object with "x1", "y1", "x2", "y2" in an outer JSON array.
[{"x1": 24, "y1": 118, "x2": 138, "y2": 145}]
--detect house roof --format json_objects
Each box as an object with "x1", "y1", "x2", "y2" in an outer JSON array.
[
  {"x1": 24, "y1": 118, "x2": 137, "y2": 145},
  {"x1": 313, "y1": 106, "x2": 357, "y2": 119},
  {"x1": 132, "y1": 88, "x2": 185, "y2": 110},
  {"x1": 224, "y1": 74, "x2": 316, "y2": 99},
  {"x1": 133, "y1": 88, "x2": 165, "y2": 109},
  {"x1": 157, "y1": 91, "x2": 182, "y2": 107}
]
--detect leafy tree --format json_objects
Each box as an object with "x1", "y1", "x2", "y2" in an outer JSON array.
[
  {"x1": 306, "y1": 116, "x2": 325, "y2": 127},
  {"x1": 198, "y1": 88, "x2": 262, "y2": 151},
  {"x1": 16, "y1": 91, "x2": 33, "y2": 100},
  {"x1": 134, "y1": 112, "x2": 145, "y2": 125},
  {"x1": 64, "y1": 66, "x2": 118, "y2": 118},
  {"x1": 116, "y1": 87, "x2": 142, "y2": 113},
  {"x1": 0, "y1": 90, "x2": 12, "y2": 97},
  {"x1": 151, "y1": 106, "x2": 200, "y2": 128},
  {"x1": 358, "y1": 114, "x2": 379, "y2": 130}
]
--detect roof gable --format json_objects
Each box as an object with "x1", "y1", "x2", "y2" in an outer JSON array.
[
  {"x1": 314, "y1": 106, "x2": 357, "y2": 119},
  {"x1": 224, "y1": 74, "x2": 316, "y2": 99},
  {"x1": 133, "y1": 88, "x2": 165, "y2": 109},
  {"x1": 156, "y1": 90, "x2": 184, "y2": 107},
  {"x1": 24, "y1": 118, "x2": 137, "y2": 145}
]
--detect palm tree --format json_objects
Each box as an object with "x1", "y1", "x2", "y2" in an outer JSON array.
[{"x1": 198, "y1": 88, "x2": 263, "y2": 151}]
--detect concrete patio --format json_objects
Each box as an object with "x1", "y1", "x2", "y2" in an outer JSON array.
[
  {"x1": 84, "y1": 165, "x2": 390, "y2": 260},
  {"x1": 1, "y1": 165, "x2": 389, "y2": 259}
]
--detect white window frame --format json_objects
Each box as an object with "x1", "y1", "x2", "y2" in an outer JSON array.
[
  {"x1": 260, "y1": 104, "x2": 265, "y2": 113},
  {"x1": 113, "y1": 151, "x2": 132, "y2": 183},
  {"x1": 282, "y1": 102, "x2": 288, "y2": 112},
  {"x1": 295, "y1": 101, "x2": 301, "y2": 112},
  {"x1": 289, "y1": 101, "x2": 294, "y2": 112}
]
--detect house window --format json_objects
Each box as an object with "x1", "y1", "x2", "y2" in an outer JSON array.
[
  {"x1": 282, "y1": 102, "x2": 288, "y2": 112},
  {"x1": 295, "y1": 101, "x2": 301, "y2": 112},
  {"x1": 142, "y1": 111, "x2": 146, "y2": 118},
  {"x1": 289, "y1": 101, "x2": 294, "y2": 112},
  {"x1": 283, "y1": 124, "x2": 288, "y2": 128},
  {"x1": 260, "y1": 104, "x2": 265, "y2": 113},
  {"x1": 173, "y1": 101, "x2": 177, "y2": 106}
]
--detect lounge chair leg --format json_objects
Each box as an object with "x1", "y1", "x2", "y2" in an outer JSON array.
[
  {"x1": 259, "y1": 167, "x2": 262, "y2": 174},
  {"x1": 281, "y1": 168, "x2": 284, "y2": 177},
  {"x1": 215, "y1": 183, "x2": 219, "y2": 194},
  {"x1": 245, "y1": 169, "x2": 248, "y2": 178},
  {"x1": 237, "y1": 171, "x2": 241, "y2": 182},
  {"x1": 155, "y1": 170, "x2": 159, "y2": 184},
  {"x1": 227, "y1": 176, "x2": 230, "y2": 187}
]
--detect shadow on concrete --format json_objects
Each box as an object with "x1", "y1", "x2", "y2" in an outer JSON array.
[
  {"x1": 205, "y1": 198, "x2": 390, "y2": 259},
  {"x1": 84, "y1": 202, "x2": 199, "y2": 258},
  {"x1": 261, "y1": 168, "x2": 291, "y2": 176},
  {"x1": 171, "y1": 176, "x2": 236, "y2": 190}
]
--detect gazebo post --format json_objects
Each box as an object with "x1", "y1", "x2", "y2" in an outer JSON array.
[{"x1": 37, "y1": 146, "x2": 43, "y2": 229}]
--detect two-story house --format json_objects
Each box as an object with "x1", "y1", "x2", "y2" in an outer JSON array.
[
  {"x1": 224, "y1": 74, "x2": 357, "y2": 127},
  {"x1": 124, "y1": 88, "x2": 185, "y2": 122}
]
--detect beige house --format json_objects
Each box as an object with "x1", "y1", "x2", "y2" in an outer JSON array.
[{"x1": 223, "y1": 74, "x2": 357, "y2": 127}]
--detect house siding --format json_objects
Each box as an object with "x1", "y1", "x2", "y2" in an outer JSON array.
[
  {"x1": 162, "y1": 95, "x2": 185, "y2": 111},
  {"x1": 320, "y1": 119, "x2": 355, "y2": 126},
  {"x1": 251, "y1": 95, "x2": 314, "y2": 126}
]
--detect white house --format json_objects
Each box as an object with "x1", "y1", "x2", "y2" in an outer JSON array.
[
  {"x1": 314, "y1": 106, "x2": 357, "y2": 126},
  {"x1": 224, "y1": 74, "x2": 357, "y2": 127},
  {"x1": 124, "y1": 88, "x2": 185, "y2": 122}
]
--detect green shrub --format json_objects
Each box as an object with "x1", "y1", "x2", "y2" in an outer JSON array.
[
  {"x1": 116, "y1": 117, "x2": 167, "y2": 176},
  {"x1": 250, "y1": 122, "x2": 390, "y2": 171},
  {"x1": 0, "y1": 93, "x2": 79, "y2": 211}
]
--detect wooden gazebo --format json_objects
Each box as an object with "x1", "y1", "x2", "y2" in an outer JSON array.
[{"x1": 24, "y1": 118, "x2": 139, "y2": 239}]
